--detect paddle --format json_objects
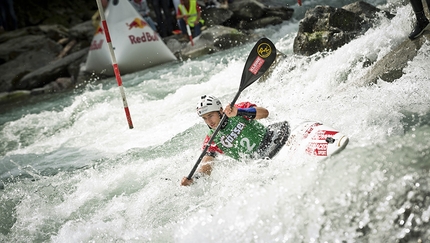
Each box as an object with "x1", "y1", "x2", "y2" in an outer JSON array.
[{"x1": 186, "y1": 37, "x2": 277, "y2": 180}]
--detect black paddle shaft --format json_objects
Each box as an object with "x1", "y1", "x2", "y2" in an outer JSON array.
[{"x1": 186, "y1": 37, "x2": 277, "y2": 180}]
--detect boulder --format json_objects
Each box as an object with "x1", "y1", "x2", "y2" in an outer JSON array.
[
  {"x1": 225, "y1": 0, "x2": 293, "y2": 29},
  {"x1": 15, "y1": 47, "x2": 88, "y2": 90},
  {"x1": 0, "y1": 35, "x2": 62, "y2": 92},
  {"x1": 293, "y1": 1, "x2": 393, "y2": 56},
  {"x1": 179, "y1": 25, "x2": 257, "y2": 59},
  {"x1": 201, "y1": 8, "x2": 234, "y2": 27},
  {"x1": 359, "y1": 32, "x2": 430, "y2": 85},
  {"x1": 238, "y1": 16, "x2": 284, "y2": 30}
]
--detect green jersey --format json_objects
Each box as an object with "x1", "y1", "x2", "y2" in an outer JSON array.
[
  {"x1": 202, "y1": 102, "x2": 290, "y2": 160},
  {"x1": 208, "y1": 116, "x2": 267, "y2": 160}
]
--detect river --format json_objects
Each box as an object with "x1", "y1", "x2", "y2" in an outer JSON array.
[{"x1": 1, "y1": 0, "x2": 430, "y2": 242}]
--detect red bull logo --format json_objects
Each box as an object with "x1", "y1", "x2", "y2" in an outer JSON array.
[
  {"x1": 126, "y1": 18, "x2": 159, "y2": 44},
  {"x1": 94, "y1": 26, "x2": 104, "y2": 35},
  {"x1": 129, "y1": 32, "x2": 159, "y2": 44},
  {"x1": 126, "y1": 18, "x2": 148, "y2": 30}
]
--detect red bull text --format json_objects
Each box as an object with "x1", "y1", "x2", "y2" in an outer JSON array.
[
  {"x1": 90, "y1": 39, "x2": 104, "y2": 50},
  {"x1": 126, "y1": 18, "x2": 159, "y2": 44}
]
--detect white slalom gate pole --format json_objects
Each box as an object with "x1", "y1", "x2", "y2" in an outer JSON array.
[{"x1": 96, "y1": 0, "x2": 134, "y2": 129}]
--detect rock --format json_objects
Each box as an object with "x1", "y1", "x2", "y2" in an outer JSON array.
[
  {"x1": 359, "y1": 32, "x2": 430, "y2": 85},
  {"x1": 201, "y1": 8, "x2": 234, "y2": 27},
  {"x1": 179, "y1": 25, "x2": 255, "y2": 59},
  {"x1": 37, "y1": 24, "x2": 70, "y2": 42},
  {"x1": 226, "y1": 0, "x2": 293, "y2": 29},
  {"x1": 15, "y1": 48, "x2": 88, "y2": 90},
  {"x1": 238, "y1": 16, "x2": 284, "y2": 30},
  {"x1": 0, "y1": 35, "x2": 62, "y2": 92},
  {"x1": 293, "y1": 1, "x2": 391, "y2": 56},
  {"x1": 229, "y1": 0, "x2": 266, "y2": 20},
  {"x1": 13, "y1": 0, "x2": 97, "y2": 28},
  {"x1": 293, "y1": 5, "x2": 362, "y2": 56},
  {"x1": 0, "y1": 90, "x2": 31, "y2": 104},
  {"x1": 0, "y1": 34, "x2": 62, "y2": 64},
  {"x1": 342, "y1": 1, "x2": 394, "y2": 20},
  {"x1": 265, "y1": 6, "x2": 294, "y2": 21},
  {"x1": 69, "y1": 20, "x2": 96, "y2": 43},
  {"x1": 30, "y1": 77, "x2": 75, "y2": 95}
]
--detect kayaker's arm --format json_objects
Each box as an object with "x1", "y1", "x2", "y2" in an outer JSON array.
[
  {"x1": 181, "y1": 155, "x2": 214, "y2": 186},
  {"x1": 224, "y1": 104, "x2": 269, "y2": 120}
]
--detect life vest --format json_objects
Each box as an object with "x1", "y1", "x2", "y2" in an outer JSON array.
[
  {"x1": 209, "y1": 116, "x2": 267, "y2": 160},
  {"x1": 178, "y1": 0, "x2": 204, "y2": 27}
]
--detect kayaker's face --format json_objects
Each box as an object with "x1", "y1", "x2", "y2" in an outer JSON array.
[{"x1": 201, "y1": 110, "x2": 222, "y2": 129}]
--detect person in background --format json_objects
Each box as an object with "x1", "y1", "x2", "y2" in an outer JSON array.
[
  {"x1": 152, "y1": 0, "x2": 174, "y2": 37},
  {"x1": 408, "y1": 0, "x2": 430, "y2": 40},
  {"x1": 0, "y1": 0, "x2": 18, "y2": 31},
  {"x1": 91, "y1": 0, "x2": 108, "y2": 29},
  {"x1": 218, "y1": 0, "x2": 229, "y2": 9},
  {"x1": 130, "y1": 0, "x2": 158, "y2": 31},
  {"x1": 176, "y1": 0, "x2": 204, "y2": 38},
  {"x1": 0, "y1": 12, "x2": 4, "y2": 33},
  {"x1": 181, "y1": 95, "x2": 290, "y2": 186}
]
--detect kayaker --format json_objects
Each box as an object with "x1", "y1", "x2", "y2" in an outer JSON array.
[{"x1": 181, "y1": 95, "x2": 290, "y2": 186}]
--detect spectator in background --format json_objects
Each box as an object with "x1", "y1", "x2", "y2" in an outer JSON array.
[
  {"x1": 177, "y1": 0, "x2": 204, "y2": 38},
  {"x1": 0, "y1": 12, "x2": 4, "y2": 32},
  {"x1": 218, "y1": 0, "x2": 228, "y2": 9},
  {"x1": 152, "y1": 0, "x2": 174, "y2": 37},
  {"x1": 130, "y1": 0, "x2": 158, "y2": 31},
  {"x1": 408, "y1": 0, "x2": 430, "y2": 40},
  {"x1": 91, "y1": 0, "x2": 109, "y2": 29},
  {"x1": 0, "y1": 0, "x2": 18, "y2": 31}
]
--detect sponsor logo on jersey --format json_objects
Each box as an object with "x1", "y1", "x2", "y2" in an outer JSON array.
[{"x1": 220, "y1": 122, "x2": 246, "y2": 148}]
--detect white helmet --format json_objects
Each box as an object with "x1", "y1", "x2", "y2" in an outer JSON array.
[{"x1": 196, "y1": 95, "x2": 222, "y2": 116}]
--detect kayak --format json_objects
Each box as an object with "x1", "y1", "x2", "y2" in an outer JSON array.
[{"x1": 284, "y1": 121, "x2": 349, "y2": 157}]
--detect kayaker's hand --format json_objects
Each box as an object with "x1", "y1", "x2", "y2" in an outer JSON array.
[
  {"x1": 181, "y1": 176, "x2": 193, "y2": 186},
  {"x1": 224, "y1": 104, "x2": 237, "y2": 117}
]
